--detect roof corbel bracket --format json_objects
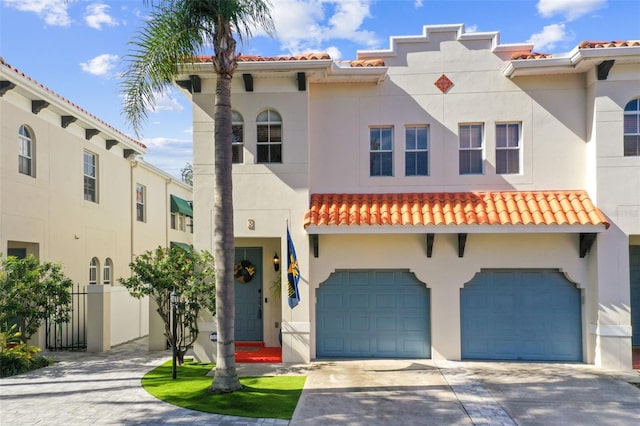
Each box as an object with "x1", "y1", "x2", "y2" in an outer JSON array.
[
  {"x1": 458, "y1": 233, "x2": 467, "y2": 258},
  {"x1": 426, "y1": 233, "x2": 434, "y2": 258},
  {"x1": 311, "y1": 234, "x2": 319, "y2": 258},
  {"x1": 190, "y1": 75, "x2": 201, "y2": 93},
  {"x1": 0, "y1": 80, "x2": 16, "y2": 96},
  {"x1": 85, "y1": 128, "x2": 100, "y2": 140},
  {"x1": 106, "y1": 140, "x2": 118, "y2": 150},
  {"x1": 242, "y1": 73, "x2": 253, "y2": 92},
  {"x1": 175, "y1": 79, "x2": 192, "y2": 92},
  {"x1": 61, "y1": 115, "x2": 77, "y2": 128},
  {"x1": 597, "y1": 60, "x2": 615, "y2": 80},
  {"x1": 297, "y1": 72, "x2": 306, "y2": 91},
  {"x1": 579, "y1": 233, "x2": 597, "y2": 258},
  {"x1": 32, "y1": 100, "x2": 49, "y2": 114},
  {"x1": 123, "y1": 149, "x2": 136, "y2": 159}
]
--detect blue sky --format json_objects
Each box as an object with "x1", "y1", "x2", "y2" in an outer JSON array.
[{"x1": 1, "y1": 0, "x2": 639, "y2": 178}]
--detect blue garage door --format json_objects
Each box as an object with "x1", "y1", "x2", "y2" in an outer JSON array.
[
  {"x1": 316, "y1": 270, "x2": 430, "y2": 358},
  {"x1": 461, "y1": 269, "x2": 582, "y2": 361},
  {"x1": 631, "y1": 246, "x2": 640, "y2": 347}
]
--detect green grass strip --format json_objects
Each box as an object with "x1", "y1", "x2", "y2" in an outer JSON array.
[{"x1": 142, "y1": 360, "x2": 306, "y2": 419}]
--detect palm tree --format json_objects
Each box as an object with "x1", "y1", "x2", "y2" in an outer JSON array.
[{"x1": 121, "y1": 0, "x2": 274, "y2": 393}]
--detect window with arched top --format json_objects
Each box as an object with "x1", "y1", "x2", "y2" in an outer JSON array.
[
  {"x1": 624, "y1": 98, "x2": 640, "y2": 156},
  {"x1": 103, "y1": 258, "x2": 113, "y2": 285},
  {"x1": 89, "y1": 257, "x2": 100, "y2": 285},
  {"x1": 256, "y1": 109, "x2": 282, "y2": 163},
  {"x1": 18, "y1": 125, "x2": 35, "y2": 177},
  {"x1": 232, "y1": 111, "x2": 244, "y2": 164}
]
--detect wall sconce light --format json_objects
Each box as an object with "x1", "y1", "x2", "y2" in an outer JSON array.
[{"x1": 273, "y1": 253, "x2": 280, "y2": 272}]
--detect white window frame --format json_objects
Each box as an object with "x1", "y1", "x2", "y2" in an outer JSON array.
[
  {"x1": 89, "y1": 257, "x2": 100, "y2": 285},
  {"x1": 256, "y1": 109, "x2": 282, "y2": 163},
  {"x1": 370, "y1": 126, "x2": 394, "y2": 177},
  {"x1": 495, "y1": 123, "x2": 521, "y2": 174},
  {"x1": 232, "y1": 111, "x2": 244, "y2": 164},
  {"x1": 18, "y1": 125, "x2": 34, "y2": 177},
  {"x1": 84, "y1": 150, "x2": 98, "y2": 202},
  {"x1": 103, "y1": 258, "x2": 113, "y2": 285},
  {"x1": 624, "y1": 98, "x2": 640, "y2": 156},
  {"x1": 405, "y1": 125, "x2": 429, "y2": 176},
  {"x1": 136, "y1": 184, "x2": 146, "y2": 222},
  {"x1": 459, "y1": 123, "x2": 484, "y2": 175}
]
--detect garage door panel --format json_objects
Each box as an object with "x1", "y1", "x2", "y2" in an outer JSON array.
[
  {"x1": 317, "y1": 270, "x2": 430, "y2": 358},
  {"x1": 461, "y1": 269, "x2": 582, "y2": 361}
]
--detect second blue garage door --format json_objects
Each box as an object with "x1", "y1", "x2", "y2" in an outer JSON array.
[
  {"x1": 316, "y1": 270, "x2": 431, "y2": 358},
  {"x1": 461, "y1": 269, "x2": 582, "y2": 361}
]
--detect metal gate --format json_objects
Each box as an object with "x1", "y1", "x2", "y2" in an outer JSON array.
[{"x1": 45, "y1": 284, "x2": 87, "y2": 351}]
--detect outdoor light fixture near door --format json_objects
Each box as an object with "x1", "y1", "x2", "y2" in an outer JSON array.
[
  {"x1": 273, "y1": 253, "x2": 280, "y2": 272},
  {"x1": 170, "y1": 289, "x2": 179, "y2": 380}
]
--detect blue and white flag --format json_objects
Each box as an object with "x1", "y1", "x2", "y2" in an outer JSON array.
[{"x1": 287, "y1": 227, "x2": 300, "y2": 309}]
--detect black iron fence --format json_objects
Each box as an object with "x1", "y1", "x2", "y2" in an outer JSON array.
[{"x1": 45, "y1": 284, "x2": 87, "y2": 351}]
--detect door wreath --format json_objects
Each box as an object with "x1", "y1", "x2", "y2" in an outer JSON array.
[{"x1": 234, "y1": 260, "x2": 256, "y2": 283}]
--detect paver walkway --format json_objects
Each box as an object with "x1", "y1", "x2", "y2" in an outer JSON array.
[{"x1": 0, "y1": 338, "x2": 288, "y2": 426}]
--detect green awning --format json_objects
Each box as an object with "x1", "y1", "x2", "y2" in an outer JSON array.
[
  {"x1": 170, "y1": 195, "x2": 193, "y2": 217},
  {"x1": 170, "y1": 241, "x2": 192, "y2": 252}
]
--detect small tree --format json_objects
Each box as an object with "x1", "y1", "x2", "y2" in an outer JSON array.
[
  {"x1": 181, "y1": 162, "x2": 193, "y2": 186},
  {"x1": 0, "y1": 255, "x2": 73, "y2": 343},
  {"x1": 119, "y1": 246, "x2": 215, "y2": 364}
]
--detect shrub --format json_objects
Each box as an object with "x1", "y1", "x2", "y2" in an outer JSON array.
[{"x1": 0, "y1": 324, "x2": 50, "y2": 377}]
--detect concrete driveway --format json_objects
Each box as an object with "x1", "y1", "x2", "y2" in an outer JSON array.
[{"x1": 290, "y1": 359, "x2": 640, "y2": 426}]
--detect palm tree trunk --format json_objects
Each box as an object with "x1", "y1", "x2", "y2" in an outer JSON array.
[{"x1": 209, "y1": 71, "x2": 242, "y2": 393}]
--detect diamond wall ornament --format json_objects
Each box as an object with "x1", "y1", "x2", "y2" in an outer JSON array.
[{"x1": 435, "y1": 74, "x2": 453, "y2": 93}]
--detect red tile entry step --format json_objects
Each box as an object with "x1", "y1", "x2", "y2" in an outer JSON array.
[
  {"x1": 235, "y1": 342, "x2": 282, "y2": 363},
  {"x1": 633, "y1": 348, "x2": 640, "y2": 370}
]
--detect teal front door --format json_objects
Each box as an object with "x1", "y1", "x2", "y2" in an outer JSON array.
[
  {"x1": 461, "y1": 269, "x2": 582, "y2": 361},
  {"x1": 631, "y1": 246, "x2": 640, "y2": 347},
  {"x1": 234, "y1": 247, "x2": 263, "y2": 342}
]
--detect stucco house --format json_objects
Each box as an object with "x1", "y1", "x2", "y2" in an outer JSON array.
[
  {"x1": 181, "y1": 24, "x2": 639, "y2": 370},
  {"x1": 0, "y1": 57, "x2": 193, "y2": 352}
]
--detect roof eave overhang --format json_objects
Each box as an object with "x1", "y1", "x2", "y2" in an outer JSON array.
[
  {"x1": 504, "y1": 46, "x2": 640, "y2": 78},
  {"x1": 0, "y1": 66, "x2": 145, "y2": 154},
  {"x1": 305, "y1": 224, "x2": 608, "y2": 235}
]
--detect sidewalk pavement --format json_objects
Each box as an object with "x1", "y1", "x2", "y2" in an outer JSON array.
[
  {"x1": 2, "y1": 337, "x2": 640, "y2": 425},
  {"x1": 0, "y1": 338, "x2": 289, "y2": 426}
]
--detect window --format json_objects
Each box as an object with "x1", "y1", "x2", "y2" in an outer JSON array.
[
  {"x1": 459, "y1": 124, "x2": 484, "y2": 175},
  {"x1": 18, "y1": 125, "x2": 34, "y2": 177},
  {"x1": 103, "y1": 258, "x2": 113, "y2": 285},
  {"x1": 405, "y1": 126, "x2": 429, "y2": 176},
  {"x1": 136, "y1": 184, "x2": 146, "y2": 222},
  {"x1": 496, "y1": 123, "x2": 521, "y2": 174},
  {"x1": 624, "y1": 98, "x2": 640, "y2": 156},
  {"x1": 171, "y1": 213, "x2": 187, "y2": 231},
  {"x1": 84, "y1": 151, "x2": 98, "y2": 202},
  {"x1": 370, "y1": 127, "x2": 393, "y2": 176},
  {"x1": 89, "y1": 257, "x2": 100, "y2": 285},
  {"x1": 232, "y1": 111, "x2": 244, "y2": 164},
  {"x1": 257, "y1": 109, "x2": 282, "y2": 163}
]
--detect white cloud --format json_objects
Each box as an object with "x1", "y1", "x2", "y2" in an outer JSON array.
[
  {"x1": 527, "y1": 23, "x2": 571, "y2": 51},
  {"x1": 466, "y1": 24, "x2": 478, "y2": 33},
  {"x1": 85, "y1": 3, "x2": 119, "y2": 30},
  {"x1": 4, "y1": 0, "x2": 73, "y2": 27},
  {"x1": 267, "y1": 0, "x2": 379, "y2": 57},
  {"x1": 414, "y1": 0, "x2": 424, "y2": 8},
  {"x1": 152, "y1": 91, "x2": 185, "y2": 113},
  {"x1": 537, "y1": 0, "x2": 607, "y2": 21},
  {"x1": 80, "y1": 54, "x2": 119, "y2": 76}
]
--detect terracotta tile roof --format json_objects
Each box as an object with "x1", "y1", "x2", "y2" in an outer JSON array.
[
  {"x1": 510, "y1": 52, "x2": 552, "y2": 60},
  {"x1": 579, "y1": 40, "x2": 640, "y2": 49},
  {"x1": 0, "y1": 57, "x2": 146, "y2": 150},
  {"x1": 191, "y1": 53, "x2": 386, "y2": 68},
  {"x1": 304, "y1": 191, "x2": 609, "y2": 229},
  {"x1": 350, "y1": 58, "x2": 386, "y2": 67},
  {"x1": 192, "y1": 53, "x2": 331, "y2": 63}
]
